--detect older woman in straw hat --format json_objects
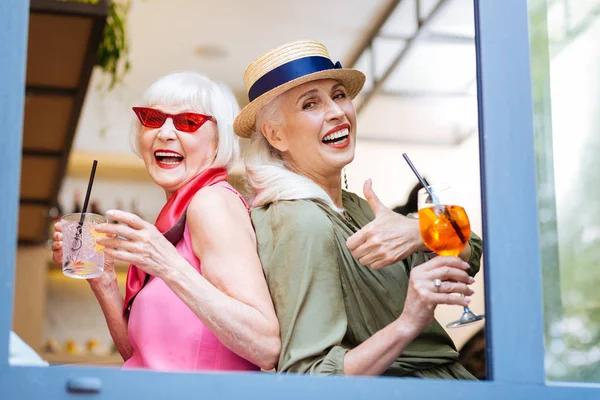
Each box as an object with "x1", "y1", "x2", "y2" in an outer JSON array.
[
  {"x1": 234, "y1": 41, "x2": 482, "y2": 378},
  {"x1": 52, "y1": 71, "x2": 280, "y2": 372}
]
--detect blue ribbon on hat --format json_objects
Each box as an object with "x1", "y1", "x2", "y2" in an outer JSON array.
[{"x1": 248, "y1": 56, "x2": 343, "y2": 102}]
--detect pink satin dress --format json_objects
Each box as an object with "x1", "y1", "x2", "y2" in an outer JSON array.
[{"x1": 122, "y1": 182, "x2": 259, "y2": 372}]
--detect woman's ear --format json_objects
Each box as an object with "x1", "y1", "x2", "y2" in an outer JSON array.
[{"x1": 261, "y1": 121, "x2": 288, "y2": 152}]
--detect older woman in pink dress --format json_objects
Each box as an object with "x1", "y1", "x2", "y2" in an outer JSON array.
[{"x1": 51, "y1": 71, "x2": 280, "y2": 372}]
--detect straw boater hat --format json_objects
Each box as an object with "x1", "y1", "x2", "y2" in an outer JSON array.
[{"x1": 233, "y1": 40, "x2": 366, "y2": 138}]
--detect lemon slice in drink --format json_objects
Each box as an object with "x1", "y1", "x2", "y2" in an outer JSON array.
[{"x1": 91, "y1": 229, "x2": 106, "y2": 251}]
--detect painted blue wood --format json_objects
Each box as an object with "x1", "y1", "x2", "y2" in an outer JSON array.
[
  {"x1": 0, "y1": 0, "x2": 29, "y2": 371},
  {"x1": 1, "y1": 366, "x2": 600, "y2": 400},
  {"x1": 473, "y1": 0, "x2": 546, "y2": 384}
]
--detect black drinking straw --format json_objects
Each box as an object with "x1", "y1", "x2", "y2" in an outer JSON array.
[
  {"x1": 80, "y1": 160, "x2": 98, "y2": 219},
  {"x1": 70, "y1": 160, "x2": 98, "y2": 252},
  {"x1": 402, "y1": 153, "x2": 466, "y2": 244},
  {"x1": 402, "y1": 153, "x2": 438, "y2": 204}
]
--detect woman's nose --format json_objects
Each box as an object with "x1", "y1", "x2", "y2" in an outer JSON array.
[
  {"x1": 325, "y1": 99, "x2": 345, "y2": 121},
  {"x1": 156, "y1": 118, "x2": 177, "y2": 141}
]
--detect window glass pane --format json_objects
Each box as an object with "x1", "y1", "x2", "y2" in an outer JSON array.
[{"x1": 529, "y1": 0, "x2": 600, "y2": 383}]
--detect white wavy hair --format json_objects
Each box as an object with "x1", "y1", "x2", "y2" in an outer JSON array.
[
  {"x1": 130, "y1": 71, "x2": 240, "y2": 170},
  {"x1": 244, "y1": 94, "x2": 343, "y2": 211}
]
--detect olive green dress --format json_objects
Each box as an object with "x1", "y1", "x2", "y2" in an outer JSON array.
[{"x1": 251, "y1": 190, "x2": 482, "y2": 378}]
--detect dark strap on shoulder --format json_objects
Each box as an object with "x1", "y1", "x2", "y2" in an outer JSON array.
[{"x1": 163, "y1": 208, "x2": 188, "y2": 245}]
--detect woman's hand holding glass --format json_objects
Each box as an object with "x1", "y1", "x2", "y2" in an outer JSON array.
[
  {"x1": 92, "y1": 209, "x2": 184, "y2": 280},
  {"x1": 401, "y1": 256, "x2": 474, "y2": 330},
  {"x1": 417, "y1": 184, "x2": 484, "y2": 328},
  {"x1": 53, "y1": 208, "x2": 185, "y2": 283}
]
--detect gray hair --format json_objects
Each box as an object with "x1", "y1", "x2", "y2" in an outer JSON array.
[
  {"x1": 130, "y1": 71, "x2": 240, "y2": 170},
  {"x1": 244, "y1": 95, "x2": 342, "y2": 211}
]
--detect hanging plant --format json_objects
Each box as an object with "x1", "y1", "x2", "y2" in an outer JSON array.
[{"x1": 96, "y1": 0, "x2": 132, "y2": 90}]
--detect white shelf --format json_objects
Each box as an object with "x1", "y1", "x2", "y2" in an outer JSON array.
[
  {"x1": 67, "y1": 151, "x2": 245, "y2": 181},
  {"x1": 42, "y1": 352, "x2": 123, "y2": 366}
]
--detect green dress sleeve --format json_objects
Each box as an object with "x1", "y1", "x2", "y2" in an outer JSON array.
[
  {"x1": 252, "y1": 201, "x2": 348, "y2": 374},
  {"x1": 466, "y1": 232, "x2": 483, "y2": 277}
]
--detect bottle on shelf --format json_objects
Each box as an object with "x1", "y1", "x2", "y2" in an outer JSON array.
[
  {"x1": 109, "y1": 341, "x2": 119, "y2": 355},
  {"x1": 65, "y1": 339, "x2": 81, "y2": 355},
  {"x1": 130, "y1": 199, "x2": 144, "y2": 221},
  {"x1": 47, "y1": 201, "x2": 64, "y2": 242},
  {"x1": 112, "y1": 199, "x2": 127, "y2": 241},
  {"x1": 43, "y1": 338, "x2": 61, "y2": 354},
  {"x1": 72, "y1": 189, "x2": 82, "y2": 214},
  {"x1": 86, "y1": 338, "x2": 103, "y2": 356},
  {"x1": 49, "y1": 201, "x2": 63, "y2": 221},
  {"x1": 89, "y1": 199, "x2": 102, "y2": 216},
  {"x1": 111, "y1": 199, "x2": 124, "y2": 224}
]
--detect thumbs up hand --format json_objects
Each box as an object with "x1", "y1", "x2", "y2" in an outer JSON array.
[
  {"x1": 346, "y1": 179, "x2": 427, "y2": 269},
  {"x1": 363, "y1": 178, "x2": 386, "y2": 217}
]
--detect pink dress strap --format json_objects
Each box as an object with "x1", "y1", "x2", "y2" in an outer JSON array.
[{"x1": 213, "y1": 181, "x2": 250, "y2": 211}]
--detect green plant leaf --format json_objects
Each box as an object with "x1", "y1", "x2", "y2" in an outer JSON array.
[{"x1": 96, "y1": 0, "x2": 131, "y2": 90}]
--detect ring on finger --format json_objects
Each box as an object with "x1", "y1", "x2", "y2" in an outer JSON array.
[{"x1": 433, "y1": 278, "x2": 442, "y2": 292}]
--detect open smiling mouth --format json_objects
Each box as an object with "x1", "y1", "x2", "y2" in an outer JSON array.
[
  {"x1": 154, "y1": 151, "x2": 184, "y2": 166},
  {"x1": 322, "y1": 128, "x2": 350, "y2": 145}
]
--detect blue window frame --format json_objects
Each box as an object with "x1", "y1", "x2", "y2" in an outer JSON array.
[{"x1": 1, "y1": 0, "x2": 599, "y2": 398}]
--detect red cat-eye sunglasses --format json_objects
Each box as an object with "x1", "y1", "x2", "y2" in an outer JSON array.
[{"x1": 132, "y1": 107, "x2": 216, "y2": 133}]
